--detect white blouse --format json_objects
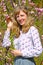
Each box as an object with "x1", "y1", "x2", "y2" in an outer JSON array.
[{"x1": 2, "y1": 26, "x2": 42, "y2": 58}]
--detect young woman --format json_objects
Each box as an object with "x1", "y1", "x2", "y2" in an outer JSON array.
[{"x1": 2, "y1": 6, "x2": 42, "y2": 65}]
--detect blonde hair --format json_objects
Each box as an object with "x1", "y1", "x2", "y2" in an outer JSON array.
[{"x1": 10, "y1": 6, "x2": 34, "y2": 38}]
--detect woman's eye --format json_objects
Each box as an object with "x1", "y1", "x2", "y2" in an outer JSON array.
[
  {"x1": 21, "y1": 15, "x2": 24, "y2": 16},
  {"x1": 16, "y1": 15, "x2": 19, "y2": 18}
]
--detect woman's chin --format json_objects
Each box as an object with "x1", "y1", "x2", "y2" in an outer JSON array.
[{"x1": 20, "y1": 23, "x2": 25, "y2": 25}]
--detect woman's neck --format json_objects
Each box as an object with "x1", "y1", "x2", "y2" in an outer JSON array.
[{"x1": 19, "y1": 25, "x2": 22, "y2": 31}]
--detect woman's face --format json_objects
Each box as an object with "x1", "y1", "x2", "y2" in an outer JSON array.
[{"x1": 16, "y1": 10, "x2": 27, "y2": 25}]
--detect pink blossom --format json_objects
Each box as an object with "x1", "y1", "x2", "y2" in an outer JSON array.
[
  {"x1": 28, "y1": 0, "x2": 31, "y2": 2},
  {"x1": 22, "y1": 0, "x2": 26, "y2": 4},
  {"x1": 35, "y1": 8, "x2": 43, "y2": 12},
  {"x1": 29, "y1": 2, "x2": 35, "y2": 6}
]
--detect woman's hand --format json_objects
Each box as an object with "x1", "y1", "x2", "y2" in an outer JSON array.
[
  {"x1": 7, "y1": 21, "x2": 13, "y2": 29},
  {"x1": 6, "y1": 21, "x2": 13, "y2": 31},
  {"x1": 10, "y1": 49, "x2": 22, "y2": 57},
  {"x1": 5, "y1": 15, "x2": 13, "y2": 31}
]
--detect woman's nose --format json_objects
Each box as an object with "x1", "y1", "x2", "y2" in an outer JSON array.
[{"x1": 19, "y1": 16, "x2": 22, "y2": 20}]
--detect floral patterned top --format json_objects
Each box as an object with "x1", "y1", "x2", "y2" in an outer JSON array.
[{"x1": 2, "y1": 26, "x2": 42, "y2": 58}]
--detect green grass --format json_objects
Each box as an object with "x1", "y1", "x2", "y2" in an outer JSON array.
[{"x1": 34, "y1": 52, "x2": 43, "y2": 65}]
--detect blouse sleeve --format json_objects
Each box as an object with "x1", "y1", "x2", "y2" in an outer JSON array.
[
  {"x1": 30, "y1": 26, "x2": 42, "y2": 57},
  {"x1": 2, "y1": 30, "x2": 11, "y2": 47}
]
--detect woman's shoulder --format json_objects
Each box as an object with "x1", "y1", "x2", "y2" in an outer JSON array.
[
  {"x1": 30, "y1": 26, "x2": 38, "y2": 31},
  {"x1": 29, "y1": 26, "x2": 38, "y2": 33},
  {"x1": 26, "y1": 26, "x2": 37, "y2": 34}
]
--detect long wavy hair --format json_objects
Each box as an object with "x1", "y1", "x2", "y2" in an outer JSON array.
[{"x1": 10, "y1": 5, "x2": 34, "y2": 38}]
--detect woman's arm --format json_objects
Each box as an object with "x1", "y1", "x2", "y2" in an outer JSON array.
[
  {"x1": 30, "y1": 26, "x2": 42, "y2": 57},
  {"x1": 2, "y1": 21, "x2": 13, "y2": 47},
  {"x1": 2, "y1": 28, "x2": 11, "y2": 47}
]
